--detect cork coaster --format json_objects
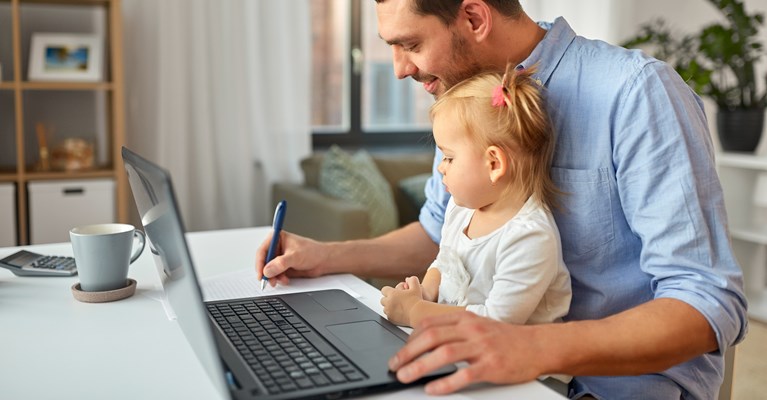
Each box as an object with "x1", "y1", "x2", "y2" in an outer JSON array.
[{"x1": 71, "y1": 279, "x2": 137, "y2": 303}]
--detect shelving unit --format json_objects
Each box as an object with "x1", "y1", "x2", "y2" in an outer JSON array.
[
  {"x1": 717, "y1": 152, "x2": 767, "y2": 322},
  {"x1": 0, "y1": 0, "x2": 126, "y2": 245}
]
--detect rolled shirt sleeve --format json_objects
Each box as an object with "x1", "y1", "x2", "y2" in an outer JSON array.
[
  {"x1": 613, "y1": 61, "x2": 748, "y2": 355},
  {"x1": 419, "y1": 147, "x2": 451, "y2": 244}
]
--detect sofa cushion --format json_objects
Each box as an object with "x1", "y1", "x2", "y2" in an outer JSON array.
[
  {"x1": 398, "y1": 173, "x2": 431, "y2": 210},
  {"x1": 300, "y1": 154, "x2": 324, "y2": 189},
  {"x1": 319, "y1": 146, "x2": 399, "y2": 237},
  {"x1": 371, "y1": 152, "x2": 434, "y2": 225}
]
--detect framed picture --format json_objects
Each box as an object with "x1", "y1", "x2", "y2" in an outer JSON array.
[{"x1": 28, "y1": 33, "x2": 103, "y2": 82}]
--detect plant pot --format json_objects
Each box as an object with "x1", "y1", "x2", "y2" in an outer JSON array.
[{"x1": 717, "y1": 108, "x2": 765, "y2": 152}]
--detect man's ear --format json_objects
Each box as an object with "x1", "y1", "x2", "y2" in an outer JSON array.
[
  {"x1": 460, "y1": 0, "x2": 492, "y2": 42},
  {"x1": 486, "y1": 145, "x2": 507, "y2": 184}
]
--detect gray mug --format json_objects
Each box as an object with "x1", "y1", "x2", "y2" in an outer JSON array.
[{"x1": 70, "y1": 223, "x2": 146, "y2": 292}]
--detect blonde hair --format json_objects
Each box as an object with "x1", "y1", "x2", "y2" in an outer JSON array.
[{"x1": 429, "y1": 63, "x2": 561, "y2": 211}]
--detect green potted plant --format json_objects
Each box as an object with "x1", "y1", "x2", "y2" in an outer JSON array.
[{"x1": 621, "y1": 0, "x2": 766, "y2": 152}]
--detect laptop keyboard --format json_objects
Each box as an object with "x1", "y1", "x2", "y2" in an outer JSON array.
[{"x1": 207, "y1": 298, "x2": 366, "y2": 395}]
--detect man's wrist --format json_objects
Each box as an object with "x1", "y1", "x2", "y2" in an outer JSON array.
[{"x1": 526, "y1": 322, "x2": 569, "y2": 376}]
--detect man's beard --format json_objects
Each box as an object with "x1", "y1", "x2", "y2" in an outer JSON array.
[{"x1": 436, "y1": 30, "x2": 485, "y2": 97}]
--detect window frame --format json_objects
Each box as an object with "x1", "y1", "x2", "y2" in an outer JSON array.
[{"x1": 311, "y1": 0, "x2": 432, "y2": 150}]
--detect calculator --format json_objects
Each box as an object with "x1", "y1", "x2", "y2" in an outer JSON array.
[{"x1": 0, "y1": 250, "x2": 78, "y2": 277}]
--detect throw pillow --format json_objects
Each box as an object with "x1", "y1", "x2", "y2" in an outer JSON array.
[
  {"x1": 397, "y1": 173, "x2": 431, "y2": 210},
  {"x1": 319, "y1": 146, "x2": 399, "y2": 237}
]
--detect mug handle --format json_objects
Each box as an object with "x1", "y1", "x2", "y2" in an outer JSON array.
[{"x1": 129, "y1": 230, "x2": 146, "y2": 264}]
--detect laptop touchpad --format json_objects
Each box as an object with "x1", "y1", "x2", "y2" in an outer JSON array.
[
  {"x1": 309, "y1": 291, "x2": 358, "y2": 311},
  {"x1": 326, "y1": 321, "x2": 404, "y2": 351}
]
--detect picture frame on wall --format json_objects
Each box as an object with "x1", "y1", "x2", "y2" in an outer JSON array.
[{"x1": 28, "y1": 33, "x2": 103, "y2": 82}]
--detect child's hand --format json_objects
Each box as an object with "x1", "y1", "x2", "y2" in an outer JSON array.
[
  {"x1": 380, "y1": 276, "x2": 424, "y2": 326},
  {"x1": 394, "y1": 277, "x2": 435, "y2": 301}
]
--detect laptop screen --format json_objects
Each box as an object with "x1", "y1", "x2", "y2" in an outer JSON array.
[{"x1": 122, "y1": 146, "x2": 230, "y2": 398}]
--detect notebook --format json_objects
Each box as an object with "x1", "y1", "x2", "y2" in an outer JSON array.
[{"x1": 121, "y1": 147, "x2": 455, "y2": 400}]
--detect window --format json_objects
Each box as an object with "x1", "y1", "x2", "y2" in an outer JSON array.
[{"x1": 311, "y1": 0, "x2": 433, "y2": 148}]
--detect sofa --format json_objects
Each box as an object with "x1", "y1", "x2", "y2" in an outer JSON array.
[{"x1": 272, "y1": 150, "x2": 434, "y2": 243}]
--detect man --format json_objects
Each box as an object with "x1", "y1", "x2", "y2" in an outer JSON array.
[{"x1": 256, "y1": 1, "x2": 748, "y2": 398}]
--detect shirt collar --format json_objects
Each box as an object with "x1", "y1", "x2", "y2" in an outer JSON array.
[{"x1": 517, "y1": 17, "x2": 577, "y2": 88}]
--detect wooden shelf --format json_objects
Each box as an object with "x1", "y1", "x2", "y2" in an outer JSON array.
[
  {"x1": 1, "y1": 82, "x2": 112, "y2": 90},
  {"x1": 0, "y1": 0, "x2": 110, "y2": 5},
  {"x1": 0, "y1": 81, "x2": 113, "y2": 90},
  {"x1": 0, "y1": 0, "x2": 126, "y2": 245},
  {"x1": 0, "y1": 173, "x2": 18, "y2": 182},
  {"x1": 24, "y1": 169, "x2": 116, "y2": 180},
  {"x1": 21, "y1": 81, "x2": 113, "y2": 90}
]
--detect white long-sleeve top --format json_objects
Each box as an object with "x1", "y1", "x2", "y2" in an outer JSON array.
[{"x1": 432, "y1": 197, "x2": 572, "y2": 325}]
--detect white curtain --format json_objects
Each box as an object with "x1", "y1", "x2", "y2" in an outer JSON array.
[{"x1": 121, "y1": 0, "x2": 311, "y2": 231}]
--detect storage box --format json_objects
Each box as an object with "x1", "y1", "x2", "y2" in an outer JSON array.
[
  {"x1": 28, "y1": 179, "x2": 115, "y2": 244},
  {"x1": 0, "y1": 183, "x2": 16, "y2": 247}
]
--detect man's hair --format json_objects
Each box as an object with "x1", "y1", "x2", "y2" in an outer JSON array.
[
  {"x1": 375, "y1": 0, "x2": 523, "y2": 25},
  {"x1": 429, "y1": 64, "x2": 561, "y2": 211}
]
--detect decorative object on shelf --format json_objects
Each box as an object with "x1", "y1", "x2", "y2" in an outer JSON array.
[
  {"x1": 621, "y1": 0, "x2": 766, "y2": 153},
  {"x1": 28, "y1": 33, "x2": 103, "y2": 82},
  {"x1": 50, "y1": 138, "x2": 94, "y2": 171},
  {"x1": 34, "y1": 122, "x2": 51, "y2": 172}
]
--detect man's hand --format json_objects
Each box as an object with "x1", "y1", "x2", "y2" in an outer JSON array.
[
  {"x1": 255, "y1": 231, "x2": 328, "y2": 287},
  {"x1": 388, "y1": 312, "x2": 544, "y2": 395},
  {"x1": 255, "y1": 222, "x2": 441, "y2": 287},
  {"x1": 387, "y1": 299, "x2": 721, "y2": 396},
  {"x1": 381, "y1": 276, "x2": 426, "y2": 326}
]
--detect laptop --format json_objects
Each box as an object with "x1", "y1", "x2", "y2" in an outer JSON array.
[{"x1": 121, "y1": 147, "x2": 455, "y2": 400}]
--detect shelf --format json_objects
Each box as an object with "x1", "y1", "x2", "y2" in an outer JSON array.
[
  {"x1": 717, "y1": 152, "x2": 767, "y2": 170},
  {"x1": 1, "y1": 0, "x2": 125, "y2": 245},
  {"x1": 0, "y1": 173, "x2": 18, "y2": 182},
  {"x1": 746, "y1": 290, "x2": 767, "y2": 324},
  {"x1": 22, "y1": 82, "x2": 113, "y2": 91},
  {"x1": 0, "y1": 82, "x2": 112, "y2": 90},
  {"x1": 731, "y1": 227, "x2": 767, "y2": 245},
  {"x1": 1, "y1": 0, "x2": 111, "y2": 5},
  {"x1": 23, "y1": 169, "x2": 115, "y2": 181}
]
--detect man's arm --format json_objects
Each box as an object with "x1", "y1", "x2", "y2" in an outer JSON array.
[
  {"x1": 256, "y1": 222, "x2": 439, "y2": 285},
  {"x1": 547, "y1": 299, "x2": 716, "y2": 375},
  {"x1": 389, "y1": 298, "x2": 717, "y2": 395}
]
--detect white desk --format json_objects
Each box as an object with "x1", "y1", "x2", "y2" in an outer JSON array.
[{"x1": 0, "y1": 227, "x2": 563, "y2": 399}]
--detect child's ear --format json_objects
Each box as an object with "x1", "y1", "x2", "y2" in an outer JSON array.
[{"x1": 486, "y1": 145, "x2": 507, "y2": 184}]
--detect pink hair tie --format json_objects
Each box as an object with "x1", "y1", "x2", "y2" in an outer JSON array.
[{"x1": 491, "y1": 85, "x2": 505, "y2": 107}]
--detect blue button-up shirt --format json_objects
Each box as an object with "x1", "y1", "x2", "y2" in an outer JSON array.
[{"x1": 419, "y1": 17, "x2": 748, "y2": 400}]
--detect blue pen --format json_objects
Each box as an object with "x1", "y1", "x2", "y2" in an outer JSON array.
[{"x1": 262, "y1": 200, "x2": 286, "y2": 290}]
